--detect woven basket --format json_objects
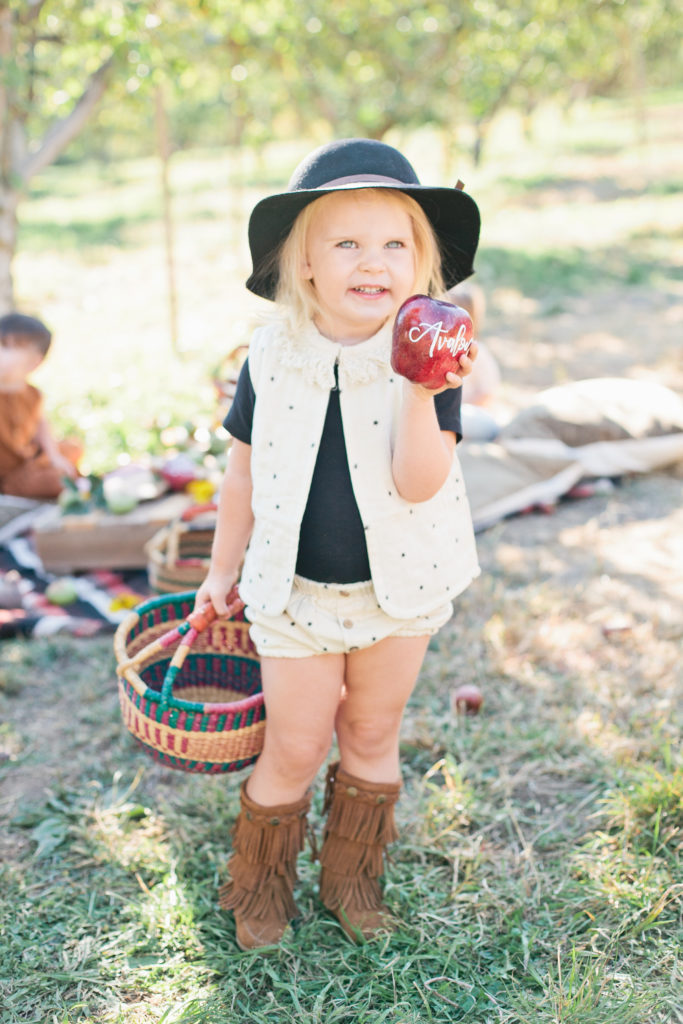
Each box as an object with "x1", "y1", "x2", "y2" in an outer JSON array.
[
  {"x1": 114, "y1": 589, "x2": 264, "y2": 774},
  {"x1": 146, "y1": 503, "x2": 216, "y2": 594}
]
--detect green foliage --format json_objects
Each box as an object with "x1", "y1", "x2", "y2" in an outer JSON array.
[{"x1": 5, "y1": 0, "x2": 682, "y2": 163}]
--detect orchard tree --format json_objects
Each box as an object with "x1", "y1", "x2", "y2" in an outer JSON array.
[
  {"x1": 0, "y1": 0, "x2": 206, "y2": 313},
  {"x1": 2, "y1": 0, "x2": 108, "y2": 310}
]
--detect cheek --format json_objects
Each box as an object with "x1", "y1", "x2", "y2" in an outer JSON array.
[{"x1": 396, "y1": 251, "x2": 417, "y2": 285}]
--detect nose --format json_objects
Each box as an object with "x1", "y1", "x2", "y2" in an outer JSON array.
[{"x1": 358, "y1": 245, "x2": 385, "y2": 273}]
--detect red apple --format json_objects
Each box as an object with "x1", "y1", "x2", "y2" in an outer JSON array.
[
  {"x1": 451, "y1": 684, "x2": 483, "y2": 715},
  {"x1": 391, "y1": 294, "x2": 473, "y2": 390}
]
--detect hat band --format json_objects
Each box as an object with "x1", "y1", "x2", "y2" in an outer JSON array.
[{"x1": 313, "y1": 173, "x2": 411, "y2": 189}]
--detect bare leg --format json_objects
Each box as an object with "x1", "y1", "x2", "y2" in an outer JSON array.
[
  {"x1": 246, "y1": 653, "x2": 345, "y2": 806},
  {"x1": 336, "y1": 635, "x2": 431, "y2": 781}
]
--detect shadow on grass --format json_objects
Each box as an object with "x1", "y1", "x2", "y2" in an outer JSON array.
[
  {"x1": 477, "y1": 242, "x2": 683, "y2": 298},
  {"x1": 497, "y1": 173, "x2": 683, "y2": 201},
  {"x1": 2, "y1": 705, "x2": 678, "y2": 1024},
  {"x1": 18, "y1": 211, "x2": 158, "y2": 251}
]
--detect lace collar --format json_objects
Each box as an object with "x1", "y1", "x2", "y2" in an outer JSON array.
[{"x1": 265, "y1": 313, "x2": 393, "y2": 389}]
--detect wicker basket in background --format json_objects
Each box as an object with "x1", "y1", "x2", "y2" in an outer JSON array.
[
  {"x1": 114, "y1": 590, "x2": 264, "y2": 774},
  {"x1": 146, "y1": 503, "x2": 216, "y2": 594}
]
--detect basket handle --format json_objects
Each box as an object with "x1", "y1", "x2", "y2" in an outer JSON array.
[{"x1": 116, "y1": 586, "x2": 244, "y2": 694}]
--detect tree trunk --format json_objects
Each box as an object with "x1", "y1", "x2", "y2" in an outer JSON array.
[
  {"x1": 472, "y1": 121, "x2": 487, "y2": 167},
  {"x1": 0, "y1": 2, "x2": 15, "y2": 311},
  {"x1": 0, "y1": 186, "x2": 18, "y2": 314},
  {"x1": 0, "y1": 31, "x2": 114, "y2": 309},
  {"x1": 155, "y1": 84, "x2": 179, "y2": 355}
]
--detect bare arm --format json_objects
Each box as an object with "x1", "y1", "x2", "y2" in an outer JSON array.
[
  {"x1": 195, "y1": 439, "x2": 254, "y2": 615},
  {"x1": 35, "y1": 415, "x2": 77, "y2": 479},
  {"x1": 391, "y1": 344, "x2": 477, "y2": 503}
]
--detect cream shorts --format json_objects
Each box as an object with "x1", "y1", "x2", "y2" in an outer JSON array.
[{"x1": 245, "y1": 575, "x2": 453, "y2": 659}]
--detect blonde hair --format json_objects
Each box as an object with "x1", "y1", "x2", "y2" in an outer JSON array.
[{"x1": 275, "y1": 188, "x2": 445, "y2": 324}]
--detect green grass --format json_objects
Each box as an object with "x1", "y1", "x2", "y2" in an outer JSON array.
[
  {"x1": 1, "y1": 529, "x2": 681, "y2": 1024},
  {"x1": 19, "y1": 213, "x2": 158, "y2": 251}
]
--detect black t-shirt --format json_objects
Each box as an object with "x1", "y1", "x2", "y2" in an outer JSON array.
[{"x1": 224, "y1": 358, "x2": 463, "y2": 584}]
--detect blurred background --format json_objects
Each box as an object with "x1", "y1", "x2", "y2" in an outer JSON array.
[{"x1": 2, "y1": 0, "x2": 682, "y2": 472}]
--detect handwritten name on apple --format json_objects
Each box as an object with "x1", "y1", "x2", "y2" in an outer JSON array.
[{"x1": 407, "y1": 320, "x2": 471, "y2": 360}]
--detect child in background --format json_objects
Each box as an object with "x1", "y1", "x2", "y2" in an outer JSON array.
[
  {"x1": 0, "y1": 313, "x2": 79, "y2": 499},
  {"x1": 196, "y1": 138, "x2": 481, "y2": 950},
  {"x1": 447, "y1": 282, "x2": 501, "y2": 441}
]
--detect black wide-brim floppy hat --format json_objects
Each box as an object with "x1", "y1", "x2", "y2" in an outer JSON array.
[{"x1": 246, "y1": 137, "x2": 481, "y2": 301}]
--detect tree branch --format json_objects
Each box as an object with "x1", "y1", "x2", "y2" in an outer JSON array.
[
  {"x1": 17, "y1": 55, "x2": 115, "y2": 183},
  {"x1": 18, "y1": 0, "x2": 49, "y2": 26}
]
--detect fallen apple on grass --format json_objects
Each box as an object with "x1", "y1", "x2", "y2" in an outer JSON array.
[
  {"x1": 391, "y1": 294, "x2": 473, "y2": 390},
  {"x1": 451, "y1": 684, "x2": 484, "y2": 715}
]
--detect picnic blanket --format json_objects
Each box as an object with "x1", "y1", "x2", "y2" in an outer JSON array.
[
  {"x1": 461, "y1": 378, "x2": 683, "y2": 531},
  {"x1": 0, "y1": 534, "x2": 150, "y2": 639}
]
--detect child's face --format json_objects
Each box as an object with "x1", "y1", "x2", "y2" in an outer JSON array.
[
  {"x1": 302, "y1": 190, "x2": 417, "y2": 343},
  {"x1": 0, "y1": 335, "x2": 43, "y2": 387}
]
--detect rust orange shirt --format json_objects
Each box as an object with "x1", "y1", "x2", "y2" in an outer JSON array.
[{"x1": 0, "y1": 383, "x2": 43, "y2": 478}]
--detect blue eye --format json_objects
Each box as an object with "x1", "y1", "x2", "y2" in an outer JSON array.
[
  {"x1": 337, "y1": 240, "x2": 357, "y2": 248},
  {"x1": 386, "y1": 240, "x2": 404, "y2": 248}
]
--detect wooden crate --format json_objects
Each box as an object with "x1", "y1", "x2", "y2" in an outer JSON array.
[{"x1": 33, "y1": 492, "x2": 193, "y2": 572}]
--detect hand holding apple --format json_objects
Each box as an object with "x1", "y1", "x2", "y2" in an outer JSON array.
[{"x1": 391, "y1": 294, "x2": 474, "y2": 391}]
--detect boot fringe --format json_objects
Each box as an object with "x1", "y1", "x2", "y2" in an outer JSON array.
[
  {"x1": 232, "y1": 813, "x2": 307, "y2": 868},
  {"x1": 218, "y1": 873, "x2": 299, "y2": 920},
  {"x1": 226, "y1": 852, "x2": 298, "y2": 891},
  {"x1": 324, "y1": 799, "x2": 398, "y2": 847},
  {"x1": 319, "y1": 833, "x2": 385, "y2": 875},
  {"x1": 318, "y1": 762, "x2": 402, "y2": 932},
  {"x1": 319, "y1": 869, "x2": 383, "y2": 912},
  {"x1": 217, "y1": 782, "x2": 310, "y2": 943}
]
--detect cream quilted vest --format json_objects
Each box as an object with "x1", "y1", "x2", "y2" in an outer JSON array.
[{"x1": 238, "y1": 315, "x2": 480, "y2": 619}]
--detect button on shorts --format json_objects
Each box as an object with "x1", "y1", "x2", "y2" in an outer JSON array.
[{"x1": 245, "y1": 575, "x2": 453, "y2": 659}]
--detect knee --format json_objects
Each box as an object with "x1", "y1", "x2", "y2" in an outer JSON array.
[
  {"x1": 336, "y1": 712, "x2": 400, "y2": 759},
  {"x1": 264, "y1": 730, "x2": 331, "y2": 784}
]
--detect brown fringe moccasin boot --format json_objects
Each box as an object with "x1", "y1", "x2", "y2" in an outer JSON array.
[
  {"x1": 218, "y1": 781, "x2": 311, "y2": 951},
  {"x1": 319, "y1": 761, "x2": 401, "y2": 943}
]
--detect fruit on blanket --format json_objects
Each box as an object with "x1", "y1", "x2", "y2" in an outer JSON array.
[
  {"x1": 160, "y1": 453, "x2": 200, "y2": 491},
  {"x1": 45, "y1": 579, "x2": 79, "y2": 606},
  {"x1": 105, "y1": 491, "x2": 138, "y2": 515},
  {"x1": 103, "y1": 473, "x2": 140, "y2": 514},
  {"x1": 451, "y1": 684, "x2": 483, "y2": 715},
  {"x1": 391, "y1": 294, "x2": 473, "y2": 390}
]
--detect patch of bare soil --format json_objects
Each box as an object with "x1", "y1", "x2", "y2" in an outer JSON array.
[{"x1": 487, "y1": 282, "x2": 683, "y2": 415}]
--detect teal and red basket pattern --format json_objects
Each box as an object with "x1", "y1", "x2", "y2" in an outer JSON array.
[{"x1": 115, "y1": 590, "x2": 264, "y2": 774}]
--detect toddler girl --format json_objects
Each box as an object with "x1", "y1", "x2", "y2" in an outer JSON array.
[{"x1": 196, "y1": 138, "x2": 481, "y2": 949}]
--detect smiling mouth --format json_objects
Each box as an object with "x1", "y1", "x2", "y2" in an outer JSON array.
[{"x1": 352, "y1": 286, "x2": 387, "y2": 295}]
